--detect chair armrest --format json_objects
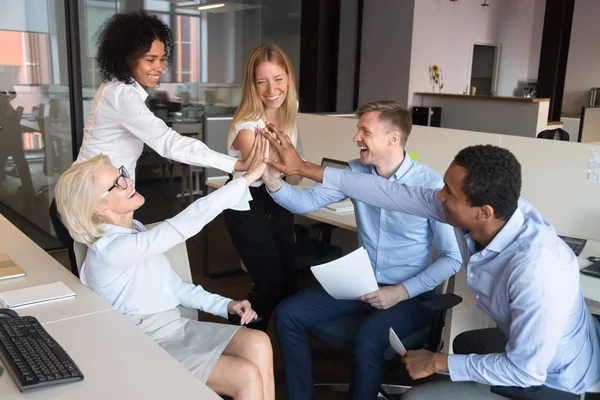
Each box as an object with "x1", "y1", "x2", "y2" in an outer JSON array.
[{"x1": 419, "y1": 293, "x2": 462, "y2": 313}]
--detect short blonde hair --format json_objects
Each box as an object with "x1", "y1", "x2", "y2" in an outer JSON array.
[
  {"x1": 55, "y1": 154, "x2": 112, "y2": 244},
  {"x1": 355, "y1": 101, "x2": 412, "y2": 147}
]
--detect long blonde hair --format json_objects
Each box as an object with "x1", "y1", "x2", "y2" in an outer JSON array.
[
  {"x1": 228, "y1": 44, "x2": 298, "y2": 147},
  {"x1": 55, "y1": 155, "x2": 112, "y2": 244}
]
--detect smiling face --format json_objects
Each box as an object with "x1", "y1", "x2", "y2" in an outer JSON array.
[
  {"x1": 436, "y1": 162, "x2": 480, "y2": 228},
  {"x1": 94, "y1": 164, "x2": 144, "y2": 221},
  {"x1": 131, "y1": 40, "x2": 165, "y2": 88},
  {"x1": 352, "y1": 111, "x2": 401, "y2": 166},
  {"x1": 255, "y1": 61, "x2": 288, "y2": 111}
]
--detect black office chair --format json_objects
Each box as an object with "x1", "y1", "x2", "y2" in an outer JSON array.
[
  {"x1": 49, "y1": 198, "x2": 78, "y2": 277},
  {"x1": 294, "y1": 222, "x2": 343, "y2": 271},
  {"x1": 537, "y1": 128, "x2": 570, "y2": 141},
  {"x1": 309, "y1": 286, "x2": 462, "y2": 399}
]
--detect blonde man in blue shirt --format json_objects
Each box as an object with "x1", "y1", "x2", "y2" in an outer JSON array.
[
  {"x1": 262, "y1": 101, "x2": 462, "y2": 400},
  {"x1": 262, "y1": 134, "x2": 600, "y2": 399}
]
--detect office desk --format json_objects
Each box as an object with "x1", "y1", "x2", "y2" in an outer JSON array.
[
  {"x1": 577, "y1": 239, "x2": 600, "y2": 309},
  {"x1": 205, "y1": 176, "x2": 358, "y2": 232},
  {"x1": 0, "y1": 310, "x2": 221, "y2": 400},
  {"x1": 0, "y1": 214, "x2": 113, "y2": 324},
  {"x1": 0, "y1": 214, "x2": 222, "y2": 399}
]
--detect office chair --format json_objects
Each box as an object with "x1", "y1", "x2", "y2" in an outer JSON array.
[
  {"x1": 294, "y1": 222, "x2": 343, "y2": 271},
  {"x1": 491, "y1": 314, "x2": 600, "y2": 400},
  {"x1": 537, "y1": 128, "x2": 570, "y2": 141},
  {"x1": 309, "y1": 280, "x2": 462, "y2": 399},
  {"x1": 49, "y1": 199, "x2": 78, "y2": 277}
]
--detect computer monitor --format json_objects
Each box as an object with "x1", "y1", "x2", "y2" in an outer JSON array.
[{"x1": 321, "y1": 157, "x2": 349, "y2": 169}]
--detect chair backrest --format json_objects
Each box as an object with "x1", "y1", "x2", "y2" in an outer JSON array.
[
  {"x1": 73, "y1": 241, "x2": 88, "y2": 274},
  {"x1": 537, "y1": 128, "x2": 570, "y2": 141},
  {"x1": 146, "y1": 222, "x2": 197, "y2": 320}
]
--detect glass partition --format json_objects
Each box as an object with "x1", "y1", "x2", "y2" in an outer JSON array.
[{"x1": 0, "y1": 0, "x2": 72, "y2": 241}]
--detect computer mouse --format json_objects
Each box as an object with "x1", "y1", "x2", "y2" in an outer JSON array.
[{"x1": 0, "y1": 308, "x2": 19, "y2": 318}]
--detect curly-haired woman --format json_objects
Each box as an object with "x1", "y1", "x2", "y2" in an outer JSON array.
[{"x1": 76, "y1": 10, "x2": 253, "y2": 178}]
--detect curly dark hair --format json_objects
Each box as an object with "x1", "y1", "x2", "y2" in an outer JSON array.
[
  {"x1": 95, "y1": 11, "x2": 173, "y2": 84},
  {"x1": 453, "y1": 145, "x2": 521, "y2": 221}
]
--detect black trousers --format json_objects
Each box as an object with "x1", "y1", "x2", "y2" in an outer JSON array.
[
  {"x1": 453, "y1": 328, "x2": 582, "y2": 400},
  {"x1": 224, "y1": 183, "x2": 298, "y2": 331}
]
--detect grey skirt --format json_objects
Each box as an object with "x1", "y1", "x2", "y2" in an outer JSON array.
[{"x1": 127, "y1": 308, "x2": 241, "y2": 383}]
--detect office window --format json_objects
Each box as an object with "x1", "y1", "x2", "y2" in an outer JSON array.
[{"x1": 0, "y1": 0, "x2": 73, "y2": 240}]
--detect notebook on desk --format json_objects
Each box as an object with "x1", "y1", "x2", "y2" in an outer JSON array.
[
  {"x1": 0, "y1": 281, "x2": 76, "y2": 308},
  {"x1": 0, "y1": 253, "x2": 26, "y2": 281}
]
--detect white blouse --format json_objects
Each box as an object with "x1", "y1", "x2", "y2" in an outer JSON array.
[
  {"x1": 77, "y1": 79, "x2": 237, "y2": 180},
  {"x1": 80, "y1": 177, "x2": 252, "y2": 317}
]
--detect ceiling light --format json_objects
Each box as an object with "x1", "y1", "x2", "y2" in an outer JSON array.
[{"x1": 197, "y1": 3, "x2": 225, "y2": 11}]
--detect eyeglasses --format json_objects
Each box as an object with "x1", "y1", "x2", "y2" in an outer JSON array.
[{"x1": 100, "y1": 166, "x2": 130, "y2": 199}]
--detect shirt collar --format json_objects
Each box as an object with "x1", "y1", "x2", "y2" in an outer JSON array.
[
  {"x1": 111, "y1": 78, "x2": 148, "y2": 101},
  {"x1": 369, "y1": 151, "x2": 413, "y2": 181},
  {"x1": 484, "y1": 207, "x2": 525, "y2": 253},
  {"x1": 100, "y1": 220, "x2": 145, "y2": 235},
  {"x1": 130, "y1": 79, "x2": 149, "y2": 102}
]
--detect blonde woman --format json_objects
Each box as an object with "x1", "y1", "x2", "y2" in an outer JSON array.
[
  {"x1": 54, "y1": 137, "x2": 275, "y2": 400},
  {"x1": 224, "y1": 44, "x2": 299, "y2": 331}
]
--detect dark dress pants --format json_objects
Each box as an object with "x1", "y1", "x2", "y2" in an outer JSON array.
[
  {"x1": 224, "y1": 183, "x2": 297, "y2": 331},
  {"x1": 275, "y1": 285, "x2": 433, "y2": 400}
]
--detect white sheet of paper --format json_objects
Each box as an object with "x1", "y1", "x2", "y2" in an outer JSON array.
[
  {"x1": 390, "y1": 327, "x2": 451, "y2": 376},
  {"x1": 389, "y1": 327, "x2": 407, "y2": 356},
  {"x1": 310, "y1": 247, "x2": 378, "y2": 300}
]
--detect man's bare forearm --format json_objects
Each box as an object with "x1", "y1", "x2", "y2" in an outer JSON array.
[{"x1": 296, "y1": 162, "x2": 325, "y2": 183}]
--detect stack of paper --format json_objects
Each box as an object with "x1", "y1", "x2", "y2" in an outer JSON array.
[{"x1": 310, "y1": 247, "x2": 378, "y2": 300}]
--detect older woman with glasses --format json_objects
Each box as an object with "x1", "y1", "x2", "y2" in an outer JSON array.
[{"x1": 54, "y1": 136, "x2": 275, "y2": 400}]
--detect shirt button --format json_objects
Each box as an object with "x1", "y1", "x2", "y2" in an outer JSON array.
[
  {"x1": 469, "y1": 272, "x2": 474, "y2": 278},
  {"x1": 475, "y1": 294, "x2": 480, "y2": 299}
]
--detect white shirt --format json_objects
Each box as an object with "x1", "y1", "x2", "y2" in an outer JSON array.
[
  {"x1": 77, "y1": 79, "x2": 237, "y2": 180},
  {"x1": 80, "y1": 177, "x2": 252, "y2": 317}
]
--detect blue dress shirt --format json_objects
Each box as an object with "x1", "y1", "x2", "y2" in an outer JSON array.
[
  {"x1": 322, "y1": 167, "x2": 600, "y2": 394},
  {"x1": 270, "y1": 153, "x2": 461, "y2": 298}
]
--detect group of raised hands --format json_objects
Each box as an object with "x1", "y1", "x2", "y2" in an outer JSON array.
[{"x1": 240, "y1": 123, "x2": 311, "y2": 186}]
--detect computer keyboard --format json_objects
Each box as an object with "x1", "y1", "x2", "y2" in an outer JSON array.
[{"x1": 0, "y1": 314, "x2": 84, "y2": 391}]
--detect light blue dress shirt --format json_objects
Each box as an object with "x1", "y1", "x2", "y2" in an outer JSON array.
[
  {"x1": 81, "y1": 177, "x2": 252, "y2": 318},
  {"x1": 270, "y1": 153, "x2": 461, "y2": 298},
  {"x1": 322, "y1": 167, "x2": 600, "y2": 394}
]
